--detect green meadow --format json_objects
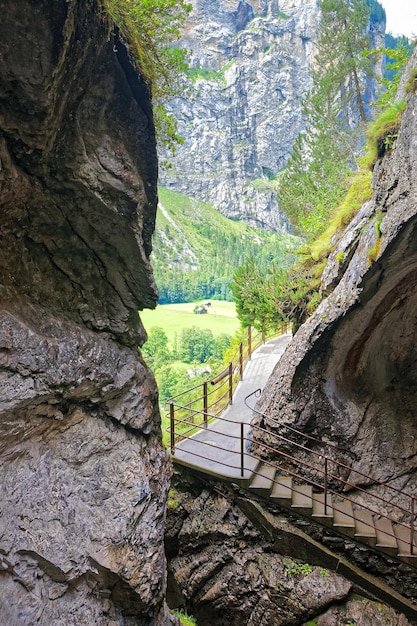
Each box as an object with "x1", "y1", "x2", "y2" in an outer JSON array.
[{"x1": 140, "y1": 300, "x2": 240, "y2": 347}]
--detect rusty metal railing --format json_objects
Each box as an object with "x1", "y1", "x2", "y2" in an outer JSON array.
[
  {"x1": 169, "y1": 406, "x2": 416, "y2": 560},
  {"x1": 244, "y1": 388, "x2": 358, "y2": 462},
  {"x1": 167, "y1": 325, "x2": 286, "y2": 447}
]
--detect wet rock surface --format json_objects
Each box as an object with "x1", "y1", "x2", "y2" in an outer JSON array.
[
  {"x1": 166, "y1": 472, "x2": 413, "y2": 625},
  {"x1": 0, "y1": 1, "x2": 173, "y2": 623}
]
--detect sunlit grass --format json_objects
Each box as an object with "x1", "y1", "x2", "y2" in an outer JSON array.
[{"x1": 140, "y1": 301, "x2": 240, "y2": 349}]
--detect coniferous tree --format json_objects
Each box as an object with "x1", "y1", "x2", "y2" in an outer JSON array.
[
  {"x1": 317, "y1": 0, "x2": 372, "y2": 125},
  {"x1": 278, "y1": 0, "x2": 375, "y2": 239}
]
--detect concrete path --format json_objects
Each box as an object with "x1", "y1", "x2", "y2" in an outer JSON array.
[{"x1": 172, "y1": 333, "x2": 292, "y2": 481}]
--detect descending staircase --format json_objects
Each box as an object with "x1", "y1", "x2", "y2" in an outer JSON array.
[
  {"x1": 169, "y1": 335, "x2": 417, "y2": 619},
  {"x1": 246, "y1": 461, "x2": 417, "y2": 566}
]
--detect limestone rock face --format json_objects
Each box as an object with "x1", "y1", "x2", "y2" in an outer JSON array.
[
  {"x1": 255, "y1": 51, "x2": 417, "y2": 507},
  {"x1": 166, "y1": 476, "x2": 413, "y2": 626},
  {"x1": 0, "y1": 1, "x2": 173, "y2": 623},
  {"x1": 159, "y1": 0, "x2": 385, "y2": 230},
  {"x1": 160, "y1": 0, "x2": 319, "y2": 231}
]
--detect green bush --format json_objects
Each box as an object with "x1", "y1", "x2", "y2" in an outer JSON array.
[
  {"x1": 362, "y1": 101, "x2": 406, "y2": 168},
  {"x1": 100, "y1": 0, "x2": 191, "y2": 149}
]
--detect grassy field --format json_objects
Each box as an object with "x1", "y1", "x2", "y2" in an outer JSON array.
[{"x1": 140, "y1": 300, "x2": 240, "y2": 347}]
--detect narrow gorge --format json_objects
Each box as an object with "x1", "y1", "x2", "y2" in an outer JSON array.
[{"x1": 1, "y1": 1, "x2": 417, "y2": 625}]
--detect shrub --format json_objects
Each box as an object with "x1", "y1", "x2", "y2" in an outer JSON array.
[
  {"x1": 362, "y1": 101, "x2": 406, "y2": 168},
  {"x1": 100, "y1": 0, "x2": 191, "y2": 150}
]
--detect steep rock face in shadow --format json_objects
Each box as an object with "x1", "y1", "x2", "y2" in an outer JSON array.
[
  {"x1": 166, "y1": 472, "x2": 414, "y2": 625},
  {"x1": 254, "y1": 50, "x2": 417, "y2": 509},
  {"x1": 0, "y1": 1, "x2": 174, "y2": 624}
]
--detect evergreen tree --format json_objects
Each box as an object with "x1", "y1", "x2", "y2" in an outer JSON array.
[
  {"x1": 278, "y1": 0, "x2": 374, "y2": 239},
  {"x1": 317, "y1": 0, "x2": 372, "y2": 125}
]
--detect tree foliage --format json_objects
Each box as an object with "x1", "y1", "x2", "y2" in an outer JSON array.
[
  {"x1": 231, "y1": 259, "x2": 319, "y2": 333},
  {"x1": 374, "y1": 39, "x2": 413, "y2": 108},
  {"x1": 178, "y1": 327, "x2": 216, "y2": 363},
  {"x1": 142, "y1": 325, "x2": 233, "y2": 402},
  {"x1": 101, "y1": 0, "x2": 191, "y2": 149},
  {"x1": 142, "y1": 326, "x2": 172, "y2": 368},
  {"x1": 278, "y1": 0, "x2": 375, "y2": 240},
  {"x1": 317, "y1": 0, "x2": 372, "y2": 124}
]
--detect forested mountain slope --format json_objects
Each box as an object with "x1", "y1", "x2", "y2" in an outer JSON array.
[{"x1": 153, "y1": 187, "x2": 299, "y2": 303}]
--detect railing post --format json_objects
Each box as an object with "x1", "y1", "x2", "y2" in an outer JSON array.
[
  {"x1": 240, "y1": 422, "x2": 244, "y2": 478},
  {"x1": 228, "y1": 362, "x2": 233, "y2": 404},
  {"x1": 203, "y1": 381, "x2": 208, "y2": 427},
  {"x1": 411, "y1": 495, "x2": 415, "y2": 555},
  {"x1": 239, "y1": 342, "x2": 243, "y2": 380},
  {"x1": 324, "y1": 457, "x2": 328, "y2": 516},
  {"x1": 262, "y1": 328, "x2": 265, "y2": 344},
  {"x1": 170, "y1": 403, "x2": 175, "y2": 453},
  {"x1": 248, "y1": 326, "x2": 252, "y2": 360}
]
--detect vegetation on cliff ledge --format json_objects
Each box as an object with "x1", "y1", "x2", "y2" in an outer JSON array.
[{"x1": 100, "y1": 0, "x2": 191, "y2": 150}]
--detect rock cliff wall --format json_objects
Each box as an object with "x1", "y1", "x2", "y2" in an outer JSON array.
[
  {"x1": 166, "y1": 472, "x2": 414, "y2": 625},
  {"x1": 254, "y1": 49, "x2": 417, "y2": 508},
  {"x1": 0, "y1": 1, "x2": 173, "y2": 623},
  {"x1": 159, "y1": 0, "x2": 385, "y2": 230}
]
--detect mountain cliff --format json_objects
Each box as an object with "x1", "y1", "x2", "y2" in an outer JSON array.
[
  {"x1": 254, "y1": 48, "x2": 417, "y2": 510},
  {"x1": 159, "y1": 0, "x2": 385, "y2": 230},
  {"x1": 0, "y1": 1, "x2": 174, "y2": 624}
]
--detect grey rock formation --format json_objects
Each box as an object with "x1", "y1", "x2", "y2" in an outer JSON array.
[
  {"x1": 254, "y1": 50, "x2": 417, "y2": 509},
  {"x1": 0, "y1": 1, "x2": 174, "y2": 623},
  {"x1": 166, "y1": 475, "x2": 413, "y2": 625},
  {"x1": 159, "y1": 0, "x2": 385, "y2": 231},
  {"x1": 160, "y1": 0, "x2": 319, "y2": 231}
]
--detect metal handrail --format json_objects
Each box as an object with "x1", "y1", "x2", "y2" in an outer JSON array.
[
  {"x1": 169, "y1": 406, "x2": 416, "y2": 557},
  {"x1": 166, "y1": 326, "x2": 286, "y2": 431},
  {"x1": 245, "y1": 407, "x2": 413, "y2": 515},
  {"x1": 244, "y1": 389, "x2": 358, "y2": 461},
  {"x1": 166, "y1": 326, "x2": 283, "y2": 404}
]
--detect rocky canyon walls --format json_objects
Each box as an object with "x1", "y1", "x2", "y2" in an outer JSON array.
[
  {"x1": 0, "y1": 1, "x2": 173, "y2": 623},
  {"x1": 254, "y1": 50, "x2": 417, "y2": 509}
]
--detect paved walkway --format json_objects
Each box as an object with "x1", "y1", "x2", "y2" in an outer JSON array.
[{"x1": 173, "y1": 333, "x2": 292, "y2": 481}]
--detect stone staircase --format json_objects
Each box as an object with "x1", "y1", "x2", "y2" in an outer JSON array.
[{"x1": 246, "y1": 461, "x2": 417, "y2": 567}]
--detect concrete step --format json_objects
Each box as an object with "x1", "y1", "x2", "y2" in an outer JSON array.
[
  {"x1": 333, "y1": 499, "x2": 355, "y2": 536},
  {"x1": 312, "y1": 492, "x2": 334, "y2": 525},
  {"x1": 270, "y1": 476, "x2": 293, "y2": 506},
  {"x1": 375, "y1": 517, "x2": 398, "y2": 556},
  {"x1": 393, "y1": 524, "x2": 417, "y2": 558},
  {"x1": 291, "y1": 484, "x2": 313, "y2": 515},
  {"x1": 248, "y1": 464, "x2": 276, "y2": 496},
  {"x1": 353, "y1": 508, "x2": 377, "y2": 546}
]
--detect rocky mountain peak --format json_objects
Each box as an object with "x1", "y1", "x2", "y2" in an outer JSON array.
[{"x1": 160, "y1": 0, "x2": 385, "y2": 231}]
